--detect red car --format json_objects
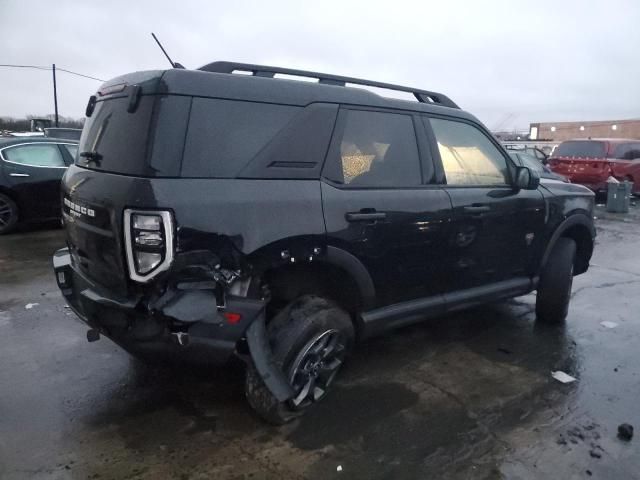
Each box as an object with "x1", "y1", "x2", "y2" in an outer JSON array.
[{"x1": 548, "y1": 139, "x2": 640, "y2": 194}]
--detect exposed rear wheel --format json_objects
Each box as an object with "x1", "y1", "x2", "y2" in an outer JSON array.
[
  {"x1": 0, "y1": 193, "x2": 18, "y2": 234},
  {"x1": 245, "y1": 295, "x2": 354, "y2": 425},
  {"x1": 536, "y1": 238, "x2": 576, "y2": 324}
]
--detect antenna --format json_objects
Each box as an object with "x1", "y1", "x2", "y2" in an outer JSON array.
[{"x1": 151, "y1": 33, "x2": 184, "y2": 69}]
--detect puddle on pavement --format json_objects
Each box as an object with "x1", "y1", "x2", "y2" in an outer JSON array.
[{"x1": 288, "y1": 383, "x2": 419, "y2": 450}]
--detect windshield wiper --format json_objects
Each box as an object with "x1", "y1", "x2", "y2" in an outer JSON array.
[{"x1": 79, "y1": 151, "x2": 103, "y2": 166}]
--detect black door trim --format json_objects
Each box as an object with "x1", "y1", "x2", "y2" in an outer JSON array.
[{"x1": 360, "y1": 276, "x2": 532, "y2": 338}]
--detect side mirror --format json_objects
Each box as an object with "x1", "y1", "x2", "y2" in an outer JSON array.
[{"x1": 515, "y1": 166, "x2": 540, "y2": 190}]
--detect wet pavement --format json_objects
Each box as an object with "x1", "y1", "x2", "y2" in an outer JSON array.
[{"x1": 1, "y1": 206, "x2": 639, "y2": 480}]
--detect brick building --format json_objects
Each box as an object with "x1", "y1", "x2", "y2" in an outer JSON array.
[{"x1": 529, "y1": 118, "x2": 640, "y2": 142}]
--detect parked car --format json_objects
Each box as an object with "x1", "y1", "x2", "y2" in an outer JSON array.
[
  {"x1": 503, "y1": 143, "x2": 551, "y2": 163},
  {"x1": 0, "y1": 137, "x2": 78, "y2": 233},
  {"x1": 508, "y1": 151, "x2": 568, "y2": 183},
  {"x1": 53, "y1": 62, "x2": 595, "y2": 424},
  {"x1": 547, "y1": 139, "x2": 640, "y2": 194}
]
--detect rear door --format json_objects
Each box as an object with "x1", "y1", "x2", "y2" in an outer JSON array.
[
  {"x1": 424, "y1": 116, "x2": 545, "y2": 292},
  {"x1": 0, "y1": 142, "x2": 69, "y2": 220},
  {"x1": 321, "y1": 107, "x2": 452, "y2": 307}
]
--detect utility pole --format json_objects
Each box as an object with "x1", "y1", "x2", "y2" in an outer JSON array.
[{"x1": 52, "y1": 63, "x2": 59, "y2": 127}]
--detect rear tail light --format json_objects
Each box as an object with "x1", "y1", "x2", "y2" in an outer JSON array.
[{"x1": 124, "y1": 210, "x2": 174, "y2": 282}]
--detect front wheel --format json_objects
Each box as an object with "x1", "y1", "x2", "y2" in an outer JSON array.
[
  {"x1": 536, "y1": 238, "x2": 576, "y2": 324},
  {"x1": 245, "y1": 295, "x2": 354, "y2": 425}
]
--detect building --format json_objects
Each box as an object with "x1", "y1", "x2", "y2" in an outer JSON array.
[{"x1": 529, "y1": 119, "x2": 640, "y2": 142}]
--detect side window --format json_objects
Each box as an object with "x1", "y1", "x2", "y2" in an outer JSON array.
[
  {"x1": 614, "y1": 144, "x2": 631, "y2": 159},
  {"x1": 324, "y1": 109, "x2": 421, "y2": 187},
  {"x1": 182, "y1": 99, "x2": 300, "y2": 178},
  {"x1": 63, "y1": 144, "x2": 78, "y2": 159},
  {"x1": 429, "y1": 118, "x2": 510, "y2": 186},
  {"x1": 2, "y1": 144, "x2": 66, "y2": 167},
  {"x1": 616, "y1": 143, "x2": 640, "y2": 160}
]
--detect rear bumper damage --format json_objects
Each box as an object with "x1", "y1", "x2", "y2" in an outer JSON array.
[{"x1": 53, "y1": 247, "x2": 262, "y2": 365}]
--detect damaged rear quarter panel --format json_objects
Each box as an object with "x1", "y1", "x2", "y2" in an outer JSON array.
[{"x1": 151, "y1": 178, "x2": 326, "y2": 261}]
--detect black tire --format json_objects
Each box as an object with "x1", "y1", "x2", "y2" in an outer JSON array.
[
  {"x1": 536, "y1": 237, "x2": 576, "y2": 324},
  {"x1": 0, "y1": 193, "x2": 19, "y2": 235},
  {"x1": 245, "y1": 295, "x2": 355, "y2": 425}
]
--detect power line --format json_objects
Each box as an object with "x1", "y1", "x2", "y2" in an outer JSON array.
[
  {"x1": 55, "y1": 68, "x2": 104, "y2": 82},
  {"x1": 0, "y1": 64, "x2": 50, "y2": 71},
  {"x1": 0, "y1": 64, "x2": 104, "y2": 82}
]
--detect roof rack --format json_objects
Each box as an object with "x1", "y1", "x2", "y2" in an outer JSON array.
[{"x1": 198, "y1": 61, "x2": 459, "y2": 109}]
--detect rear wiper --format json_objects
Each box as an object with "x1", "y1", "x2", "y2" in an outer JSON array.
[{"x1": 79, "y1": 151, "x2": 103, "y2": 166}]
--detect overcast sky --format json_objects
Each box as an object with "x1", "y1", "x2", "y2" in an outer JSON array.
[{"x1": 1, "y1": 0, "x2": 639, "y2": 131}]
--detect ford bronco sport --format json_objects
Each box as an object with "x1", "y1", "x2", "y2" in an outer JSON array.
[{"x1": 53, "y1": 62, "x2": 595, "y2": 424}]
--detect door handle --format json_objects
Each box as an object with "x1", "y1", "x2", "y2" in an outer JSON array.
[
  {"x1": 463, "y1": 205, "x2": 491, "y2": 214},
  {"x1": 345, "y1": 211, "x2": 387, "y2": 222},
  {"x1": 9, "y1": 173, "x2": 30, "y2": 177}
]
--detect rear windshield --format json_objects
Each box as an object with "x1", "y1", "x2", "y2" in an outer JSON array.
[
  {"x1": 554, "y1": 141, "x2": 606, "y2": 158},
  {"x1": 77, "y1": 96, "x2": 156, "y2": 175}
]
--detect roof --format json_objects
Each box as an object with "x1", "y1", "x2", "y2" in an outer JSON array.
[
  {"x1": 100, "y1": 65, "x2": 479, "y2": 124},
  {"x1": 199, "y1": 61, "x2": 459, "y2": 108},
  {"x1": 564, "y1": 138, "x2": 640, "y2": 143},
  {"x1": 0, "y1": 136, "x2": 78, "y2": 147}
]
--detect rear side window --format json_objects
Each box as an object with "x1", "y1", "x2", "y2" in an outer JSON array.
[
  {"x1": 323, "y1": 109, "x2": 421, "y2": 187},
  {"x1": 2, "y1": 144, "x2": 66, "y2": 167},
  {"x1": 613, "y1": 143, "x2": 640, "y2": 160},
  {"x1": 429, "y1": 118, "x2": 509, "y2": 186},
  {"x1": 554, "y1": 141, "x2": 606, "y2": 158},
  {"x1": 181, "y1": 99, "x2": 300, "y2": 178}
]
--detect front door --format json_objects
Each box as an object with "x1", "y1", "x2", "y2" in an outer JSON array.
[
  {"x1": 321, "y1": 108, "x2": 452, "y2": 307},
  {"x1": 424, "y1": 116, "x2": 546, "y2": 292},
  {"x1": 1, "y1": 142, "x2": 69, "y2": 220}
]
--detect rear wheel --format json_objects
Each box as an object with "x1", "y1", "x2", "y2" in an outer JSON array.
[
  {"x1": 536, "y1": 238, "x2": 576, "y2": 324},
  {"x1": 0, "y1": 193, "x2": 18, "y2": 235},
  {"x1": 245, "y1": 295, "x2": 354, "y2": 425}
]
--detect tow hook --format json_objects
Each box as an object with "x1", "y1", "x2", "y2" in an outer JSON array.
[{"x1": 170, "y1": 331, "x2": 190, "y2": 346}]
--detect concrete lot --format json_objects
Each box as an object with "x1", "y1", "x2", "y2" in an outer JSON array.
[{"x1": 1, "y1": 206, "x2": 639, "y2": 480}]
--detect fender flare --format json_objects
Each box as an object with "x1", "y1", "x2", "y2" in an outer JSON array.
[
  {"x1": 325, "y1": 246, "x2": 376, "y2": 310},
  {"x1": 245, "y1": 246, "x2": 375, "y2": 401},
  {"x1": 540, "y1": 213, "x2": 595, "y2": 272}
]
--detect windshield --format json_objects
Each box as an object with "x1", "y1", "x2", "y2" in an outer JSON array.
[{"x1": 554, "y1": 141, "x2": 606, "y2": 158}]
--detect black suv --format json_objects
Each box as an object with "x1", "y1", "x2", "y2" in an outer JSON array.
[{"x1": 53, "y1": 62, "x2": 595, "y2": 423}]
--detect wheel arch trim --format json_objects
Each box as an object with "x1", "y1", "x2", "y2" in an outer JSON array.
[
  {"x1": 540, "y1": 213, "x2": 595, "y2": 275},
  {"x1": 324, "y1": 245, "x2": 376, "y2": 311}
]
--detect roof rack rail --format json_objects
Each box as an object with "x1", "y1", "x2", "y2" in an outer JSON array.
[{"x1": 198, "y1": 61, "x2": 459, "y2": 109}]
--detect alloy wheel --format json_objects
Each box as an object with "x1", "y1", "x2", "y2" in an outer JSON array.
[
  {"x1": 0, "y1": 197, "x2": 13, "y2": 228},
  {"x1": 287, "y1": 329, "x2": 346, "y2": 410}
]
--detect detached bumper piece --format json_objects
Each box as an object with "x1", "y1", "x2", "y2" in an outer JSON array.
[{"x1": 52, "y1": 247, "x2": 264, "y2": 366}]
